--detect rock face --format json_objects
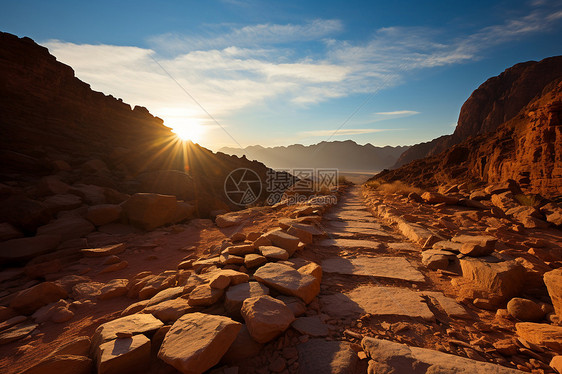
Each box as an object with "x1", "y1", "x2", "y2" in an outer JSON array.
[
  {"x1": 158, "y1": 312, "x2": 241, "y2": 374},
  {"x1": 394, "y1": 56, "x2": 562, "y2": 168},
  {"x1": 374, "y1": 57, "x2": 562, "y2": 198}
]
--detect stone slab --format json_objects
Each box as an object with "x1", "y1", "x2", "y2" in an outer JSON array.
[
  {"x1": 318, "y1": 239, "x2": 383, "y2": 250},
  {"x1": 321, "y1": 257, "x2": 424, "y2": 282}
]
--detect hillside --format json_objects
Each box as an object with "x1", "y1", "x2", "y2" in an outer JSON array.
[
  {"x1": 372, "y1": 77, "x2": 562, "y2": 198},
  {"x1": 220, "y1": 141, "x2": 409, "y2": 172},
  {"x1": 0, "y1": 31, "x2": 284, "y2": 219},
  {"x1": 394, "y1": 56, "x2": 562, "y2": 168}
]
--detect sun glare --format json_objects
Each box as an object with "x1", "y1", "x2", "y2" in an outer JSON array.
[{"x1": 172, "y1": 121, "x2": 206, "y2": 143}]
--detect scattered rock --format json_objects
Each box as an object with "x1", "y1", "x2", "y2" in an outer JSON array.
[
  {"x1": 224, "y1": 244, "x2": 255, "y2": 256},
  {"x1": 421, "y1": 192, "x2": 459, "y2": 205},
  {"x1": 507, "y1": 298, "x2": 545, "y2": 321},
  {"x1": 158, "y1": 312, "x2": 241, "y2": 374},
  {"x1": 259, "y1": 245, "x2": 289, "y2": 261},
  {"x1": 263, "y1": 229, "x2": 300, "y2": 256},
  {"x1": 99, "y1": 260, "x2": 128, "y2": 274},
  {"x1": 254, "y1": 263, "x2": 320, "y2": 304},
  {"x1": 143, "y1": 298, "x2": 193, "y2": 323},
  {"x1": 544, "y1": 268, "x2": 562, "y2": 317},
  {"x1": 241, "y1": 295, "x2": 295, "y2": 343},
  {"x1": 516, "y1": 322, "x2": 562, "y2": 353},
  {"x1": 188, "y1": 284, "x2": 224, "y2": 306},
  {"x1": 244, "y1": 254, "x2": 267, "y2": 268},
  {"x1": 421, "y1": 249, "x2": 454, "y2": 270},
  {"x1": 72, "y1": 282, "x2": 104, "y2": 300},
  {"x1": 225, "y1": 281, "x2": 269, "y2": 318},
  {"x1": 81, "y1": 243, "x2": 125, "y2": 258},
  {"x1": 91, "y1": 313, "x2": 164, "y2": 349},
  {"x1": 98, "y1": 279, "x2": 129, "y2": 300},
  {"x1": 10, "y1": 281, "x2": 68, "y2": 315},
  {"x1": 96, "y1": 334, "x2": 151, "y2": 374}
]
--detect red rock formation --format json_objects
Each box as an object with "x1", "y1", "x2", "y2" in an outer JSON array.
[
  {"x1": 373, "y1": 78, "x2": 562, "y2": 198},
  {"x1": 395, "y1": 56, "x2": 562, "y2": 167},
  {"x1": 0, "y1": 32, "x2": 282, "y2": 218}
]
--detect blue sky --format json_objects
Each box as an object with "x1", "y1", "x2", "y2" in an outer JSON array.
[{"x1": 2, "y1": 0, "x2": 562, "y2": 150}]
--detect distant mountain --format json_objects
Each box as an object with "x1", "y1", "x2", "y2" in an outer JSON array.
[
  {"x1": 219, "y1": 140, "x2": 409, "y2": 172},
  {"x1": 394, "y1": 56, "x2": 562, "y2": 168}
]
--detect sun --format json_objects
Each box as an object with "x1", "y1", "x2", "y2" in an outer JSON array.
[{"x1": 172, "y1": 121, "x2": 206, "y2": 143}]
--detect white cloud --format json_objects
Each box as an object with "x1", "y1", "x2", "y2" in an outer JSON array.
[
  {"x1": 375, "y1": 110, "x2": 419, "y2": 116},
  {"x1": 42, "y1": 5, "x2": 562, "y2": 145}
]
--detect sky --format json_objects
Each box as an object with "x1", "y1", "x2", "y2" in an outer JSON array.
[{"x1": 2, "y1": 0, "x2": 562, "y2": 151}]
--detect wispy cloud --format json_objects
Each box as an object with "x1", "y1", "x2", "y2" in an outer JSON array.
[
  {"x1": 375, "y1": 110, "x2": 419, "y2": 116},
  {"x1": 42, "y1": 3, "x2": 562, "y2": 145}
]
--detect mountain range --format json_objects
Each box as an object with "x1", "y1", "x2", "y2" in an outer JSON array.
[{"x1": 219, "y1": 141, "x2": 409, "y2": 172}]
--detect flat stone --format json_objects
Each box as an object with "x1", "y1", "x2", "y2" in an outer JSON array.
[
  {"x1": 188, "y1": 284, "x2": 224, "y2": 306},
  {"x1": 263, "y1": 229, "x2": 300, "y2": 256},
  {"x1": 362, "y1": 337, "x2": 524, "y2": 373},
  {"x1": 98, "y1": 279, "x2": 128, "y2": 300},
  {"x1": 396, "y1": 220, "x2": 433, "y2": 245},
  {"x1": 291, "y1": 316, "x2": 329, "y2": 337},
  {"x1": 97, "y1": 334, "x2": 151, "y2": 374},
  {"x1": 422, "y1": 250, "x2": 455, "y2": 270},
  {"x1": 143, "y1": 298, "x2": 194, "y2": 323},
  {"x1": 10, "y1": 281, "x2": 68, "y2": 315},
  {"x1": 321, "y1": 257, "x2": 425, "y2": 282},
  {"x1": 158, "y1": 312, "x2": 241, "y2": 374},
  {"x1": 224, "y1": 244, "x2": 255, "y2": 256},
  {"x1": 516, "y1": 322, "x2": 562, "y2": 352},
  {"x1": 146, "y1": 286, "x2": 184, "y2": 307},
  {"x1": 241, "y1": 295, "x2": 295, "y2": 343},
  {"x1": 244, "y1": 253, "x2": 267, "y2": 268},
  {"x1": 321, "y1": 285, "x2": 434, "y2": 320},
  {"x1": 422, "y1": 291, "x2": 471, "y2": 319},
  {"x1": 259, "y1": 245, "x2": 289, "y2": 260},
  {"x1": 0, "y1": 322, "x2": 37, "y2": 344},
  {"x1": 81, "y1": 243, "x2": 126, "y2": 258},
  {"x1": 254, "y1": 263, "x2": 320, "y2": 304},
  {"x1": 225, "y1": 281, "x2": 269, "y2": 318},
  {"x1": 297, "y1": 339, "x2": 358, "y2": 374},
  {"x1": 387, "y1": 242, "x2": 420, "y2": 252},
  {"x1": 91, "y1": 313, "x2": 164, "y2": 349},
  {"x1": 325, "y1": 211, "x2": 377, "y2": 222},
  {"x1": 318, "y1": 238, "x2": 383, "y2": 250}
]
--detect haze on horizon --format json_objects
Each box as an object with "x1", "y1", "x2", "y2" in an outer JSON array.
[{"x1": 2, "y1": 0, "x2": 562, "y2": 151}]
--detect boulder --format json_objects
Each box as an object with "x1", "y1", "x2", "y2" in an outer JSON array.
[
  {"x1": 452, "y1": 235, "x2": 497, "y2": 257},
  {"x1": 146, "y1": 286, "x2": 184, "y2": 307},
  {"x1": 507, "y1": 298, "x2": 545, "y2": 321},
  {"x1": 491, "y1": 192, "x2": 519, "y2": 212},
  {"x1": 37, "y1": 216, "x2": 95, "y2": 241},
  {"x1": 244, "y1": 254, "x2": 267, "y2": 268},
  {"x1": 259, "y1": 245, "x2": 289, "y2": 261},
  {"x1": 459, "y1": 257, "x2": 525, "y2": 302},
  {"x1": 143, "y1": 298, "x2": 193, "y2": 323},
  {"x1": 362, "y1": 337, "x2": 523, "y2": 373},
  {"x1": 91, "y1": 313, "x2": 164, "y2": 349},
  {"x1": 0, "y1": 235, "x2": 60, "y2": 264},
  {"x1": 516, "y1": 322, "x2": 562, "y2": 353},
  {"x1": 544, "y1": 268, "x2": 562, "y2": 317},
  {"x1": 241, "y1": 295, "x2": 295, "y2": 343},
  {"x1": 72, "y1": 282, "x2": 104, "y2": 300},
  {"x1": 188, "y1": 284, "x2": 224, "y2": 306},
  {"x1": 550, "y1": 356, "x2": 562, "y2": 374},
  {"x1": 254, "y1": 263, "x2": 320, "y2": 304},
  {"x1": 221, "y1": 325, "x2": 263, "y2": 364},
  {"x1": 86, "y1": 204, "x2": 123, "y2": 226},
  {"x1": 98, "y1": 279, "x2": 129, "y2": 300},
  {"x1": 223, "y1": 244, "x2": 255, "y2": 256},
  {"x1": 121, "y1": 193, "x2": 177, "y2": 231},
  {"x1": 225, "y1": 281, "x2": 269, "y2": 318},
  {"x1": 421, "y1": 192, "x2": 459, "y2": 205},
  {"x1": 96, "y1": 334, "x2": 150, "y2": 374},
  {"x1": 158, "y1": 312, "x2": 241, "y2": 374},
  {"x1": 21, "y1": 355, "x2": 92, "y2": 374},
  {"x1": 421, "y1": 249, "x2": 454, "y2": 270},
  {"x1": 10, "y1": 281, "x2": 68, "y2": 315},
  {"x1": 43, "y1": 194, "x2": 82, "y2": 213},
  {"x1": 263, "y1": 229, "x2": 300, "y2": 256}
]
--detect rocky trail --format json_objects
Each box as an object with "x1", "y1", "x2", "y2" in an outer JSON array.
[{"x1": 0, "y1": 183, "x2": 561, "y2": 374}]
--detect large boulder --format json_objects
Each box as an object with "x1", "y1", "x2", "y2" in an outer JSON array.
[
  {"x1": 241, "y1": 295, "x2": 295, "y2": 343},
  {"x1": 507, "y1": 298, "x2": 544, "y2": 321},
  {"x1": 121, "y1": 193, "x2": 178, "y2": 231},
  {"x1": 516, "y1": 322, "x2": 562, "y2": 353},
  {"x1": 37, "y1": 216, "x2": 95, "y2": 241},
  {"x1": 10, "y1": 281, "x2": 68, "y2": 315},
  {"x1": 459, "y1": 257, "x2": 525, "y2": 302},
  {"x1": 544, "y1": 268, "x2": 562, "y2": 317},
  {"x1": 91, "y1": 314, "x2": 164, "y2": 350},
  {"x1": 254, "y1": 263, "x2": 320, "y2": 304},
  {"x1": 263, "y1": 229, "x2": 300, "y2": 256},
  {"x1": 0, "y1": 235, "x2": 60, "y2": 264},
  {"x1": 96, "y1": 335, "x2": 151, "y2": 374},
  {"x1": 86, "y1": 204, "x2": 123, "y2": 226},
  {"x1": 158, "y1": 312, "x2": 241, "y2": 374}
]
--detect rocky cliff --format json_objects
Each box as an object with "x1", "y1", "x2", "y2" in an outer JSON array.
[
  {"x1": 373, "y1": 77, "x2": 562, "y2": 198},
  {"x1": 394, "y1": 56, "x2": 562, "y2": 168},
  {"x1": 0, "y1": 31, "x2": 281, "y2": 219}
]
